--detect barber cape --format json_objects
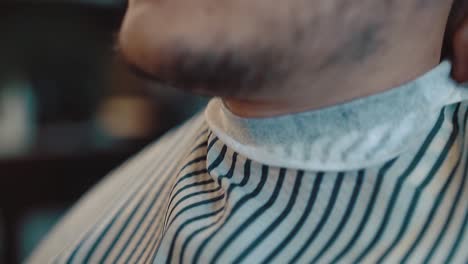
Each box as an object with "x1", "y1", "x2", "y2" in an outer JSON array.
[{"x1": 29, "y1": 61, "x2": 468, "y2": 263}]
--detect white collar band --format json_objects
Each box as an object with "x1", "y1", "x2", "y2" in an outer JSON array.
[{"x1": 205, "y1": 61, "x2": 468, "y2": 171}]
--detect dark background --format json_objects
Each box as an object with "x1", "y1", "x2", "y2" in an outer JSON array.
[{"x1": 0, "y1": 1, "x2": 206, "y2": 263}]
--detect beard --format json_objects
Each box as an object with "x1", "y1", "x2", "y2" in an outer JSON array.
[{"x1": 120, "y1": 42, "x2": 287, "y2": 98}]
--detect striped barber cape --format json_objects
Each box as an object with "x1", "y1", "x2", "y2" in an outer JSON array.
[{"x1": 28, "y1": 61, "x2": 468, "y2": 263}]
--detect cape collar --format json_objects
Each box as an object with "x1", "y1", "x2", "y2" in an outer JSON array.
[{"x1": 205, "y1": 61, "x2": 468, "y2": 171}]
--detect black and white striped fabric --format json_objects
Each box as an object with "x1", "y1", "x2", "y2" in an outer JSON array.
[{"x1": 28, "y1": 64, "x2": 468, "y2": 263}]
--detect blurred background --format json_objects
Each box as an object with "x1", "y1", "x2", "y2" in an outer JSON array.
[{"x1": 0, "y1": 1, "x2": 207, "y2": 263}]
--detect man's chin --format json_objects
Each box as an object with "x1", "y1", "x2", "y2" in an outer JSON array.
[
  {"x1": 120, "y1": 55, "x2": 244, "y2": 98},
  {"x1": 117, "y1": 5, "x2": 289, "y2": 98},
  {"x1": 118, "y1": 39, "x2": 276, "y2": 98}
]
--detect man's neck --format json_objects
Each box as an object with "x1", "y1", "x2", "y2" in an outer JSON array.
[
  {"x1": 224, "y1": 55, "x2": 441, "y2": 118},
  {"x1": 224, "y1": 4, "x2": 452, "y2": 118}
]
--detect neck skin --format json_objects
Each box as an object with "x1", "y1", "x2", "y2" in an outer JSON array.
[{"x1": 224, "y1": 3, "x2": 454, "y2": 118}]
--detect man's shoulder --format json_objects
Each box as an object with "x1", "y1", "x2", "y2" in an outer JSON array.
[{"x1": 26, "y1": 112, "x2": 209, "y2": 263}]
